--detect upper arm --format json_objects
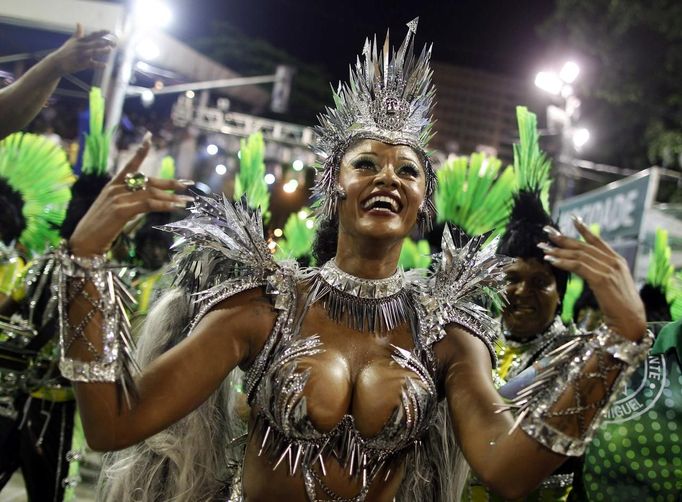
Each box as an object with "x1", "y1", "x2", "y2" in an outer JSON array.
[
  {"x1": 76, "y1": 287, "x2": 276, "y2": 449},
  {"x1": 433, "y1": 326, "x2": 513, "y2": 476}
]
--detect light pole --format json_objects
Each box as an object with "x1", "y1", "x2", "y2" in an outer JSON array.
[
  {"x1": 105, "y1": 0, "x2": 172, "y2": 133},
  {"x1": 534, "y1": 61, "x2": 590, "y2": 199}
]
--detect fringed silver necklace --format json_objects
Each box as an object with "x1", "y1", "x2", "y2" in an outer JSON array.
[{"x1": 309, "y1": 259, "x2": 413, "y2": 333}]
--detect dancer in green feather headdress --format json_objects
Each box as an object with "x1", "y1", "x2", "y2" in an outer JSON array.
[
  {"x1": 0, "y1": 86, "x2": 114, "y2": 502},
  {"x1": 0, "y1": 132, "x2": 73, "y2": 255},
  {"x1": 60, "y1": 87, "x2": 113, "y2": 239},
  {"x1": 466, "y1": 106, "x2": 574, "y2": 502}
]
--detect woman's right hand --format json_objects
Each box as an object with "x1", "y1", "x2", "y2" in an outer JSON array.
[{"x1": 69, "y1": 135, "x2": 194, "y2": 257}]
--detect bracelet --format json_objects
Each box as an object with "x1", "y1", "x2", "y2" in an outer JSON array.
[
  {"x1": 55, "y1": 244, "x2": 138, "y2": 396},
  {"x1": 498, "y1": 324, "x2": 653, "y2": 456}
]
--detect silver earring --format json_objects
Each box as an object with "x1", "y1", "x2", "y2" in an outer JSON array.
[{"x1": 334, "y1": 186, "x2": 347, "y2": 200}]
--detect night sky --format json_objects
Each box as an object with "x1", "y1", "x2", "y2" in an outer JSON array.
[{"x1": 164, "y1": 0, "x2": 557, "y2": 84}]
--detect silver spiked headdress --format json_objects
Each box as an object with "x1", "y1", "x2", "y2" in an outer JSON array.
[{"x1": 311, "y1": 18, "x2": 437, "y2": 230}]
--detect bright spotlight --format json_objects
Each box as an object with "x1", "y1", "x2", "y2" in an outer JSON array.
[
  {"x1": 206, "y1": 144, "x2": 218, "y2": 155},
  {"x1": 534, "y1": 71, "x2": 562, "y2": 95},
  {"x1": 292, "y1": 159, "x2": 304, "y2": 171},
  {"x1": 215, "y1": 164, "x2": 227, "y2": 175},
  {"x1": 134, "y1": 0, "x2": 173, "y2": 28},
  {"x1": 572, "y1": 128, "x2": 590, "y2": 149},
  {"x1": 140, "y1": 88, "x2": 155, "y2": 107},
  {"x1": 273, "y1": 228, "x2": 283, "y2": 237},
  {"x1": 283, "y1": 180, "x2": 298, "y2": 193},
  {"x1": 136, "y1": 39, "x2": 160, "y2": 61},
  {"x1": 185, "y1": 90, "x2": 195, "y2": 99},
  {"x1": 560, "y1": 61, "x2": 580, "y2": 84},
  {"x1": 305, "y1": 220, "x2": 314, "y2": 230},
  {"x1": 264, "y1": 173, "x2": 276, "y2": 185},
  {"x1": 298, "y1": 210, "x2": 308, "y2": 220}
]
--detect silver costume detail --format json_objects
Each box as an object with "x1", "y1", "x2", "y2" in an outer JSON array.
[
  {"x1": 160, "y1": 196, "x2": 507, "y2": 502},
  {"x1": 311, "y1": 18, "x2": 437, "y2": 230},
  {"x1": 55, "y1": 244, "x2": 138, "y2": 404},
  {"x1": 496, "y1": 324, "x2": 653, "y2": 457},
  {"x1": 309, "y1": 259, "x2": 412, "y2": 332}
]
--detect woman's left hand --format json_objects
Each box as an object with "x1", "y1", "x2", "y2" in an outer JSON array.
[{"x1": 539, "y1": 217, "x2": 647, "y2": 341}]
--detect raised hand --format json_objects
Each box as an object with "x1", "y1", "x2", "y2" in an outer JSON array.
[
  {"x1": 69, "y1": 134, "x2": 194, "y2": 257},
  {"x1": 48, "y1": 23, "x2": 116, "y2": 75},
  {"x1": 539, "y1": 217, "x2": 647, "y2": 342}
]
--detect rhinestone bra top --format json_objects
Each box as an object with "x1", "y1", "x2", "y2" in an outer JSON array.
[{"x1": 240, "y1": 269, "x2": 439, "y2": 499}]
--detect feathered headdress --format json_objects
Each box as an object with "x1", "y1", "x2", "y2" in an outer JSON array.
[
  {"x1": 60, "y1": 87, "x2": 113, "y2": 239},
  {"x1": 234, "y1": 132, "x2": 270, "y2": 222},
  {"x1": 0, "y1": 133, "x2": 73, "y2": 254},
  {"x1": 312, "y1": 18, "x2": 437, "y2": 228},
  {"x1": 435, "y1": 152, "x2": 516, "y2": 238},
  {"x1": 275, "y1": 208, "x2": 316, "y2": 262},
  {"x1": 641, "y1": 228, "x2": 674, "y2": 323},
  {"x1": 498, "y1": 106, "x2": 568, "y2": 297}
]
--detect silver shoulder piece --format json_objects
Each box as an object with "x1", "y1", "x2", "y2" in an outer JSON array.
[
  {"x1": 412, "y1": 226, "x2": 511, "y2": 365},
  {"x1": 497, "y1": 325, "x2": 654, "y2": 456},
  {"x1": 163, "y1": 194, "x2": 297, "y2": 334}
]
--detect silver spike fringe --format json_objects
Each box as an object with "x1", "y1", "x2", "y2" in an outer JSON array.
[
  {"x1": 495, "y1": 325, "x2": 653, "y2": 456},
  {"x1": 308, "y1": 259, "x2": 413, "y2": 333},
  {"x1": 311, "y1": 18, "x2": 437, "y2": 228}
]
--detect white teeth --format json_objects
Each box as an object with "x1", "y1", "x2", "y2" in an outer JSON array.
[{"x1": 363, "y1": 195, "x2": 399, "y2": 212}]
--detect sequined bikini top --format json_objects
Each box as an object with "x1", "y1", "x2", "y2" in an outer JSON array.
[{"x1": 164, "y1": 195, "x2": 510, "y2": 501}]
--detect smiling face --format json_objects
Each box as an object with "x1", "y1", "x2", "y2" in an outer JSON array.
[
  {"x1": 502, "y1": 257, "x2": 561, "y2": 340},
  {"x1": 336, "y1": 139, "x2": 426, "y2": 243}
]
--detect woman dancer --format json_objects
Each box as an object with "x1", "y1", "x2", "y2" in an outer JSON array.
[{"x1": 56, "y1": 20, "x2": 650, "y2": 501}]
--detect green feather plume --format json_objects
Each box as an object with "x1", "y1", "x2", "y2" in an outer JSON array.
[
  {"x1": 276, "y1": 208, "x2": 316, "y2": 261},
  {"x1": 435, "y1": 152, "x2": 516, "y2": 237},
  {"x1": 646, "y1": 228, "x2": 673, "y2": 292},
  {"x1": 234, "y1": 132, "x2": 270, "y2": 221},
  {"x1": 0, "y1": 133, "x2": 74, "y2": 254},
  {"x1": 159, "y1": 156, "x2": 176, "y2": 180},
  {"x1": 398, "y1": 238, "x2": 431, "y2": 270},
  {"x1": 513, "y1": 106, "x2": 552, "y2": 209},
  {"x1": 82, "y1": 87, "x2": 114, "y2": 176},
  {"x1": 669, "y1": 271, "x2": 682, "y2": 322}
]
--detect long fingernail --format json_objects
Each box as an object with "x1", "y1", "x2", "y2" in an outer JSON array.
[
  {"x1": 173, "y1": 201, "x2": 188, "y2": 208},
  {"x1": 543, "y1": 225, "x2": 561, "y2": 237},
  {"x1": 544, "y1": 254, "x2": 559, "y2": 264},
  {"x1": 571, "y1": 214, "x2": 585, "y2": 226},
  {"x1": 178, "y1": 179, "x2": 195, "y2": 186},
  {"x1": 177, "y1": 195, "x2": 195, "y2": 202},
  {"x1": 537, "y1": 242, "x2": 553, "y2": 251},
  {"x1": 142, "y1": 131, "x2": 152, "y2": 145}
]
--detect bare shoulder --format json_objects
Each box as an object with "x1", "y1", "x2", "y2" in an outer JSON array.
[
  {"x1": 194, "y1": 286, "x2": 278, "y2": 369},
  {"x1": 433, "y1": 324, "x2": 494, "y2": 379}
]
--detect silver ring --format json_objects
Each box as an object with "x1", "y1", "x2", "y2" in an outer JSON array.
[{"x1": 124, "y1": 172, "x2": 148, "y2": 192}]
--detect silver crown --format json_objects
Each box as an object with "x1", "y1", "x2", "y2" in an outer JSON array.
[{"x1": 311, "y1": 18, "x2": 437, "y2": 229}]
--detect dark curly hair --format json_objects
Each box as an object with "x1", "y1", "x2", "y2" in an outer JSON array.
[
  {"x1": 59, "y1": 173, "x2": 111, "y2": 240},
  {"x1": 639, "y1": 283, "x2": 672, "y2": 323},
  {"x1": 498, "y1": 190, "x2": 569, "y2": 299},
  {"x1": 312, "y1": 216, "x2": 339, "y2": 265},
  {"x1": 0, "y1": 177, "x2": 26, "y2": 245}
]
